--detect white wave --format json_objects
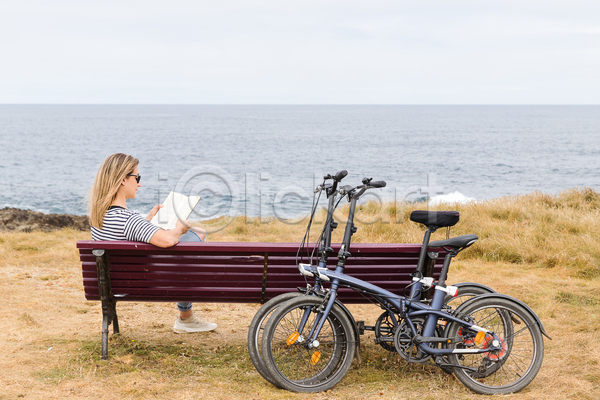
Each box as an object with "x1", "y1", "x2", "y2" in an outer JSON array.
[
  {"x1": 429, "y1": 192, "x2": 476, "y2": 206},
  {"x1": 2, "y1": 203, "x2": 51, "y2": 214}
]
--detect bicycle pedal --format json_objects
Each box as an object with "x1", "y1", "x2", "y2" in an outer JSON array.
[{"x1": 357, "y1": 321, "x2": 365, "y2": 335}]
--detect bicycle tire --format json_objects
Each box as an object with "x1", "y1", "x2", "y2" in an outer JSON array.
[
  {"x1": 261, "y1": 296, "x2": 356, "y2": 393},
  {"x1": 247, "y1": 292, "x2": 303, "y2": 386},
  {"x1": 446, "y1": 297, "x2": 544, "y2": 395}
]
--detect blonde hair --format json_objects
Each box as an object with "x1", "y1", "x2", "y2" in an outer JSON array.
[{"x1": 88, "y1": 153, "x2": 139, "y2": 229}]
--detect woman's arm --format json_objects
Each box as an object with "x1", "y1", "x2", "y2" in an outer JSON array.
[{"x1": 149, "y1": 219, "x2": 189, "y2": 247}]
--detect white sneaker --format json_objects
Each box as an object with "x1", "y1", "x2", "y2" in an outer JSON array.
[{"x1": 173, "y1": 314, "x2": 217, "y2": 333}]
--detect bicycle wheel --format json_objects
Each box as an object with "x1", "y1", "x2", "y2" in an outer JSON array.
[
  {"x1": 261, "y1": 296, "x2": 356, "y2": 393},
  {"x1": 247, "y1": 292, "x2": 303, "y2": 386},
  {"x1": 446, "y1": 297, "x2": 544, "y2": 395}
]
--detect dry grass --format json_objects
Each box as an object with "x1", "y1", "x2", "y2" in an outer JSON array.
[{"x1": 1, "y1": 188, "x2": 600, "y2": 399}]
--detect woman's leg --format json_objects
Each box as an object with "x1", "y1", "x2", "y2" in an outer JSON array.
[
  {"x1": 177, "y1": 302, "x2": 194, "y2": 319},
  {"x1": 179, "y1": 229, "x2": 204, "y2": 243},
  {"x1": 191, "y1": 227, "x2": 206, "y2": 241},
  {"x1": 177, "y1": 230, "x2": 203, "y2": 317},
  {"x1": 173, "y1": 229, "x2": 216, "y2": 333}
]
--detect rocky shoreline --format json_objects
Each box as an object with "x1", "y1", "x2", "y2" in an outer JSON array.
[{"x1": 0, "y1": 207, "x2": 89, "y2": 232}]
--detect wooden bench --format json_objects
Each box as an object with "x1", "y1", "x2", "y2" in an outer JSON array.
[{"x1": 77, "y1": 241, "x2": 444, "y2": 359}]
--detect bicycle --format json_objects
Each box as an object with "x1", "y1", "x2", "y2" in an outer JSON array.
[
  {"x1": 248, "y1": 171, "x2": 480, "y2": 380},
  {"x1": 260, "y1": 178, "x2": 551, "y2": 394},
  {"x1": 247, "y1": 170, "x2": 351, "y2": 386},
  {"x1": 249, "y1": 173, "x2": 502, "y2": 384}
]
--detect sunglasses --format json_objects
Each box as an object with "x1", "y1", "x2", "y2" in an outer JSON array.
[{"x1": 127, "y1": 174, "x2": 141, "y2": 183}]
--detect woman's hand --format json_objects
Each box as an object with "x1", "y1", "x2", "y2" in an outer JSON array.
[
  {"x1": 146, "y1": 204, "x2": 164, "y2": 221},
  {"x1": 149, "y1": 219, "x2": 191, "y2": 247}
]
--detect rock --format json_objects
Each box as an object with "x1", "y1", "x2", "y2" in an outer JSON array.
[{"x1": 0, "y1": 207, "x2": 90, "y2": 232}]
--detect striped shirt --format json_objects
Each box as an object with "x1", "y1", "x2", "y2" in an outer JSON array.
[{"x1": 91, "y1": 206, "x2": 160, "y2": 243}]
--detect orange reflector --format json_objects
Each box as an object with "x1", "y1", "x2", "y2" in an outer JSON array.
[
  {"x1": 286, "y1": 332, "x2": 299, "y2": 345},
  {"x1": 311, "y1": 351, "x2": 321, "y2": 365},
  {"x1": 474, "y1": 331, "x2": 486, "y2": 346}
]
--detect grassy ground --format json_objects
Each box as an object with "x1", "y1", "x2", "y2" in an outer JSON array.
[{"x1": 1, "y1": 188, "x2": 600, "y2": 399}]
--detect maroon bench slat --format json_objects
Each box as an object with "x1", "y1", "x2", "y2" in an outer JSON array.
[
  {"x1": 82, "y1": 284, "x2": 417, "y2": 303},
  {"x1": 78, "y1": 241, "x2": 425, "y2": 253},
  {"x1": 107, "y1": 272, "x2": 264, "y2": 282},
  {"x1": 82, "y1": 287, "x2": 262, "y2": 302}
]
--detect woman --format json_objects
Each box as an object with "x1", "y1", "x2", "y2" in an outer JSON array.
[{"x1": 88, "y1": 153, "x2": 216, "y2": 333}]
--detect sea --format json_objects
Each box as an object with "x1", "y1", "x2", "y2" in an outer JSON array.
[{"x1": 1, "y1": 105, "x2": 599, "y2": 223}]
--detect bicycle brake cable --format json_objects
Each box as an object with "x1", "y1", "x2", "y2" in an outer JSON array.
[{"x1": 296, "y1": 183, "x2": 323, "y2": 266}]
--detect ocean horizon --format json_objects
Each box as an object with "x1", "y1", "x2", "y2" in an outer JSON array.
[{"x1": 1, "y1": 104, "x2": 598, "y2": 221}]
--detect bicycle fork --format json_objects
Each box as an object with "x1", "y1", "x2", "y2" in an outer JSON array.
[{"x1": 292, "y1": 280, "x2": 340, "y2": 350}]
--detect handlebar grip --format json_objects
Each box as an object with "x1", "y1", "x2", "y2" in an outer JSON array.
[
  {"x1": 369, "y1": 181, "x2": 386, "y2": 188},
  {"x1": 334, "y1": 170, "x2": 348, "y2": 181}
]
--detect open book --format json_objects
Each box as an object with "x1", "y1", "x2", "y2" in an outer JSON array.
[{"x1": 150, "y1": 191, "x2": 201, "y2": 230}]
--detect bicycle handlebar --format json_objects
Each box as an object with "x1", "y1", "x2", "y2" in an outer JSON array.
[
  {"x1": 338, "y1": 179, "x2": 387, "y2": 199},
  {"x1": 334, "y1": 170, "x2": 348, "y2": 181},
  {"x1": 368, "y1": 180, "x2": 386, "y2": 188},
  {"x1": 324, "y1": 170, "x2": 348, "y2": 182},
  {"x1": 360, "y1": 177, "x2": 386, "y2": 188},
  {"x1": 319, "y1": 170, "x2": 348, "y2": 196}
]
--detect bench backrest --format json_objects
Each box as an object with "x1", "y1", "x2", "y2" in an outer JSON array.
[{"x1": 77, "y1": 241, "x2": 445, "y2": 304}]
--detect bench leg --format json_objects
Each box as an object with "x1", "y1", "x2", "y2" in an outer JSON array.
[
  {"x1": 112, "y1": 313, "x2": 120, "y2": 334},
  {"x1": 99, "y1": 298, "x2": 119, "y2": 360},
  {"x1": 111, "y1": 301, "x2": 120, "y2": 334},
  {"x1": 94, "y1": 249, "x2": 120, "y2": 359},
  {"x1": 101, "y1": 313, "x2": 110, "y2": 360}
]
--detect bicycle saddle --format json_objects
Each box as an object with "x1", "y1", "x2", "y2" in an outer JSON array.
[
  {"x1": 428, "y1": 234, "x2": 478, "y2": 250},
  {"x1": 410, "y1": 210, "x2": 460, "y2": 229}
]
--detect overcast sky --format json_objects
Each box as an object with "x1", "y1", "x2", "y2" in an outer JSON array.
[{"x1": 1, "y1": 1, "x2": 598, "y2": 104}]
